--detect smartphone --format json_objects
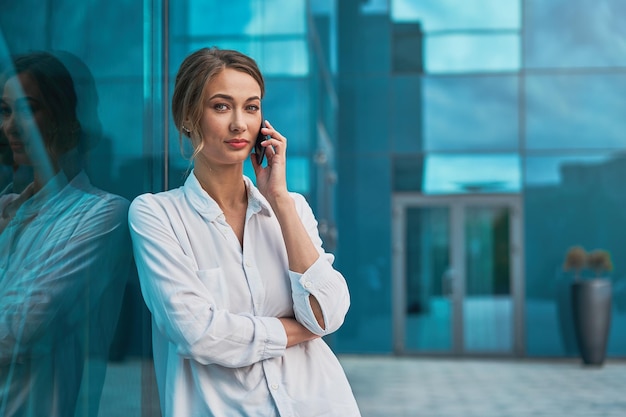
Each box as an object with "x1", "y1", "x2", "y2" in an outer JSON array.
[{"x1": 255, "y1": 120, "x2": 271, "y2": 165}]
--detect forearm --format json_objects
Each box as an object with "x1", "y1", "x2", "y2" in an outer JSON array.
[
  {"x1": 278, "y1": 317, "x2": 320, "y2": 347},
  {"x1": 270, "y1": 194, "x2": 325, "y2": 328}
]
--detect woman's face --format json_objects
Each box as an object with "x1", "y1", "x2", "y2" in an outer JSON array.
[
  {"x1": 0, "y1": 73, "x2": 55, "y2": 166},
  {"x1": 194, "y1": 68, "x2": 262, "y2": 167}
]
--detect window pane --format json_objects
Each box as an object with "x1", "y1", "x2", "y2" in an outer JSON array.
[
  {"x1": 526, "y1": 0, "x2": 626, "y2": 68},
  {"x1": 189, "y1": 39, "x2": 309, "y2": 76},
  {"x1": 423, "y1": 154, "x2": 521, "y2": 194},
  {"x1": 526, "y1": 74, "x2": 626, "y2": 150},
  {"x1": 392, "y1": 0, "x2": 521, "y2": 30},
  {"x1": 424, "y1": 76, "x2": 518, "y2": 151},
  {"x1": 525, "y1": 154, "x2": 615, "y2": 186},
  {"x1": 425, "y1": 34, "x2": 520, "y2": 73},
  {"x1": 190, "y1": 0, "x2": 306, "y2": 36}
]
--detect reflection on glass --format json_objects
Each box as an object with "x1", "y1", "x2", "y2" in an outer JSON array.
[
  {"x1": 525, "y1": 154, "x2": 614, "y2": 186},
  {"x1": 0, "y1": 51, "x2": 130, "y2": 417},
  {"x1": 404, "y1": 206, "x2": 452, "y2": 352},
  {"x1": 463, "y1": 206, "x2": 512, "y2": 352},
  {"x1": 423, "y1": 75, "x2": 518, "y2": 151},
  {"x1": 526, "y1": 74, "x2": 626, "y2": 150},
  {"x1": 190, "y1": 40, "x2": 309, "y2": 76},
  {"x1": 423, "y1": 154, "x2": 521, "y2": 194},
  {"x1": 425, "y1": 34, "x2": 520, "y2": 73},
  {"x1": 392, "y1": 0, "x2": 521, "y2": 30},
  {"x1": 525, "y1": 0, "x2": 626, "y2": 68},
  {"x1": 189, "y1": 0, "x2": 306, "y2": 36}
]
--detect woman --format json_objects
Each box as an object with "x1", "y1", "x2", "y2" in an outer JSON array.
[
  {"x1": 128, "y1": 47, "x2": 361, "y2": 416},
  {"x1": 0, "y1": 51, "x2": 130, "y2": 417}
]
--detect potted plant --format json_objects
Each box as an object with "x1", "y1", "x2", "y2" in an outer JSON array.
[{"x1": 563, "y1": 246, "x2": 613, "y2": 366}]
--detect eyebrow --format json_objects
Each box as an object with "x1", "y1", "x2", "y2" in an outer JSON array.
[
  {"x1": 207, "y1": 93, "x2": 261, "y2": 102},
  {"x1": 1, "y1": 96, "x2": 41, "y2": 106}
]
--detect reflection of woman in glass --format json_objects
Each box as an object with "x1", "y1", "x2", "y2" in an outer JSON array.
[
  {"x1": 0, "y1": 51, "x2": 130, "y2": 417},
  {"x1": 129, "y1": 47, "x2": 361, "y2": 417}
]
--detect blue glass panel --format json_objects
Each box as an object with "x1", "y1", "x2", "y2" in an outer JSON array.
[
  {"x1": 423, "y1": 76, "x2": 518, "y2": 151},
  {"x1": 525, "y1": 154, "x2": 615, "y2": 186},
  {"x1": 334, "y1": 155, "x2": 392, "y2": 353},
  {"x1": 391, "y1": 0, "x2": 521, "y2": 30},
  {"x1": 423, "y1": 154, "x2": 521, "y2": 194},
  {"x1": 189, "y1": 39, "x2": 309, "y2": 76},
  {"x1": 391, "y1": 75, "x2": 423, "y2": 153},
  {"x1": 526, "y1": 74, "x2": 626, "y2": 150},
  {"x1": 526, "y1": 0, "x2": 626, "y2": 68},
  {"x1": 189, "y1": 0, "x2": 305, "y2": 36},
  {"x1": 425, "y1": 34, "x2": 520, "y2": 73},
  {"x1": 262, "y1": 78, "x2": 310, "y2": 154},
  {"x1": 524, "y1": 151, "x2": 626, "y2": 356}
]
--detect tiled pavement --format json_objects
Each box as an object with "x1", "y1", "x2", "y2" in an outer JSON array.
[{"x1": 99, "y1": 356, "x2": 626, "y2": 417}]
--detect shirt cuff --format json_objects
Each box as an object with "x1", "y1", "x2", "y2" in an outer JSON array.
[
  {"x1": 288, "y1": 256, "x2": 328, "y2": 295},
  {"x1": 258, "y1": 316, "x2": 288, "y2": 360}
]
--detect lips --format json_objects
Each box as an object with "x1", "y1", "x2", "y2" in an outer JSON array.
[
  {"x1": 225, "y1": 139, "x2": 250, "y2": 150},
  {"x1": 8, "y1": 141, "x2": 25, "y2": 152}
]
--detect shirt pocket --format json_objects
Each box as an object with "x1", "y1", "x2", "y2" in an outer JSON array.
[{"x1": 196, "y1": 268, "x2": 230, "y2": 310}]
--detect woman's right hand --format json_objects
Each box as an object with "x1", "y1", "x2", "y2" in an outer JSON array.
[{"x1": 278, "y1": 317, "x2": 320, "y2": 347}]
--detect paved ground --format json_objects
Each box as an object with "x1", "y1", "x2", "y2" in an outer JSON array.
[{"x1": 98, "y1": 356, "x2": 626, "y2": 417}]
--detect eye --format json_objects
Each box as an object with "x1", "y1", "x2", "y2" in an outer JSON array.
[
  {"x1": 0, "y1": 104, "x2": 10, "y2": 118},
  {"x1": 213, "y1": 103, "x2": 229, "y2": 111},
  {"x1": 246, "y1": 104, "x2": 260, "y2": 112}
]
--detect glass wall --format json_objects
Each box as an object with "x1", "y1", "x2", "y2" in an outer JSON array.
[
  {"x1": 0, "y1": 0, "x2": 153, "y2": 414},
  {"x1": 0, "y1": 0, "x2": 338, "y2": 414},
  {"x1": 335, "y1": 0, "x2": 626, "y2": 357}
]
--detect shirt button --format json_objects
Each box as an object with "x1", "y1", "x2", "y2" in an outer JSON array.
[
  {"x1": 270, "y1": 383, "x2": 279, "y2": 390},
  {"x1": 304, "y1": 281, "x2": 312, "y2": 289},
  {"x1": 245, "y1": 261, "x2": 252, "y2": 267}
]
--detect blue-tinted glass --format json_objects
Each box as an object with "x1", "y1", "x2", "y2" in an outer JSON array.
[
  {"x1": 262, "y1": 78, "x2": 310, "y2": 154},
  {"x1": 189, "y1": 39, "x2": 309, "y2": 76},
  {"x1": 190, "y1": 0, "x2": 305, "y2": 36},
  {"x1": 524, "y1": 151, "x2": 626, "y2": 356},
  {"x1": 0, "y1": 5, "x2": 146, "y2": 413},
  {"x1": 426, "y1": 34, "x2": 520, "y2": 73},
  {"x1": 526, "y1": 74, "x2": 626, "y2": 150},
  {"x1": 334, "y1": 155, "x2": 393, "y2": 352},
  {"x1": 525, "y1": 154, "x2": 615, "y2": 186},
  {"x1": 392, "y1": 0, "x2": 521, "y2": 30},
  {"x1": 526, "y1": 0, "x2": 626, "y2": 68},
  {"x1": 391, "y1": 75, "x2": 423, "y2": 153},
  {"x1": 423, "y1": 76, "x2": 518, "y2": 151},
  {"x1": 352, "y1": 77, "x2": 392, "y2": 153},
  {"x1": 423, "y1": 154, "x2": 521, "y2": 194}
]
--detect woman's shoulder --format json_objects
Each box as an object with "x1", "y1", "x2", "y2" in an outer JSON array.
[
  {"x1": 287, "y1": 191, "x2": 313, "y2": 212},
  {"x1": 129, "y1": 187, "x2": 185, "y2": 216}
]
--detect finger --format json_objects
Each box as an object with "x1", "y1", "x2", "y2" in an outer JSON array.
[{"x1": 263, "y1": 120, "x2": 287, "y2": 145}]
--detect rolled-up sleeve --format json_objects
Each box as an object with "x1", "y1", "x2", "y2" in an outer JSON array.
[{"x1": 288, "y1": 194, "x2": 351, "y2": 335}]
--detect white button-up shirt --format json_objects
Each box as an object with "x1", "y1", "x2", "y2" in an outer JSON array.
[
  {"x1": 128, "y1": 171, "x2": 361, "y2": 417},
  {"x1": 0, "y1": 171, "x2": 131, "y2": 417}
]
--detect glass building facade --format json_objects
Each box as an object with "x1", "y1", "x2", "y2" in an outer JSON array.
[{"x1": 1, "y1": 0, "x2": 625, "y2": 414}]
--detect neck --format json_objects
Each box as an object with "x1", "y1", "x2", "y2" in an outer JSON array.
[{"x1": 194, "y1": 161, "x2": 247, "y2": 210}]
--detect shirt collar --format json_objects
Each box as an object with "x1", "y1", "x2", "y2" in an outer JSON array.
[
  {"x1": 243, "y1": 175, "x2": 272, "y2": 217},
  {"x1": 1, "y1": 170, "x2": 69, "y2": 222},
  {"x1": 184, "y1": 170, "x2": 273, "y2": 222}
]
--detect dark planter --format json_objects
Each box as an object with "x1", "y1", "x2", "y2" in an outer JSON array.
[{"x1": 571, "y1": 279, "x2": 612, "y2": 366}]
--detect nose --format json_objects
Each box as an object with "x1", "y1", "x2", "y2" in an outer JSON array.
[
  {"x1": 2, "y1": 111, "x2": 18, "y2": 136},
  {"x1": 229, "y1": 111, "x2": 247, "y2": 133}
]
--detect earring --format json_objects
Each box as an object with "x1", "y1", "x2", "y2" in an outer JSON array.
[{"x1": 182, "y1": 125, "x2": 191, "y2": 133}]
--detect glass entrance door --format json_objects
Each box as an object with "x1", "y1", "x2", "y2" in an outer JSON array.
[{"x1": 392, "y1": 195, "x2": 523, "y2": 356}]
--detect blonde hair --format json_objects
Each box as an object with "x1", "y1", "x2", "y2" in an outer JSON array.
[{"x1": 171, "y1": 47, "x2": 265, "y2": 161}]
